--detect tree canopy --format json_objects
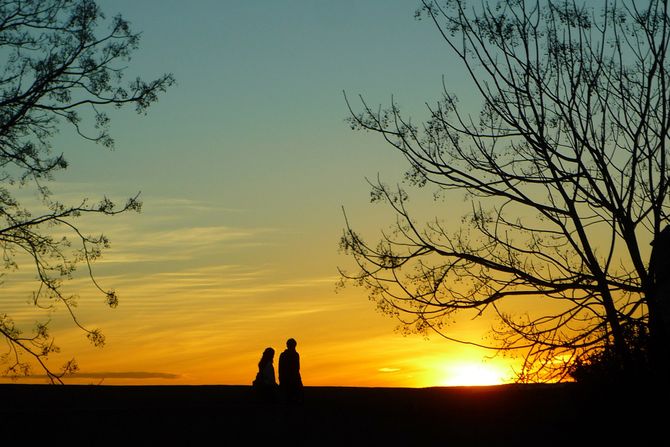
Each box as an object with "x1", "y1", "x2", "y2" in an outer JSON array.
[{"x1": 341, "y1": 0, "x2": 670, "y2": 382}]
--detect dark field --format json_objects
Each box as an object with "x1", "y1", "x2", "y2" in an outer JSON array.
[{"x1": 0, "y1": 382, "x2": 663, "y2": 446}]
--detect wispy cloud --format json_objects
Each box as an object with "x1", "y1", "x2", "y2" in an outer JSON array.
[
  {"x1": 97, "y1": 219, "x2": 281, "y2": 264},
  {"x1": 143, "y1": 197, "x2": 246, "y2": 214},
  {"x1": 70, "y1": 371, "x2": 180, "y2": 379},
  {"x1": 147, "y1": 226, "x2": 271, "y2": 246},
  {"x1": 5, "y1": 371, "x2": 180, "y2": 380}
]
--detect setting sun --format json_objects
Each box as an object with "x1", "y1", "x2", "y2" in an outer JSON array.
[{"x1": 439, "y1": 362, "x2": 511, "y2": 387}]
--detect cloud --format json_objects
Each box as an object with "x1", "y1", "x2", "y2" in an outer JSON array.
[
  {"x1": 5, "y1": 371, "x2": 180, "y2": 380},
  {"x1": 150, "y1": 226, "x2": 267, "y2": 245},
  {"x1": 99, "y1": 223, "x2": 280, "y2": 264},
  {"x1": 143, "y1": 197, "x2": 246, "y2": 214},
  {"x1": 71, "y1": 371, "x2": 181, "y2": 379}
]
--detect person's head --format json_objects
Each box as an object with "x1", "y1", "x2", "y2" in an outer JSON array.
[
  {"x1": 286, "y1": 338, "x2": 297, "y2": 350},
  {"x1": 260, "y1": 347, "x2": 274, "y2": 364}
]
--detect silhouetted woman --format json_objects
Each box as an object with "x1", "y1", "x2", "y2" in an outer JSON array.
[{"x1": 253, "y1": 347, "x2": 278, "y2": 402}]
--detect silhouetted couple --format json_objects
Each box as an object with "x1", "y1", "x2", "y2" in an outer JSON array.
[{"x1": 252, "y1": 338, "x2": 303, "y2": 404}]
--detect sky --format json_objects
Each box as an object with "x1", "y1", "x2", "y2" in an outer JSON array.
[{"x1": 2, "y1": 0, "x2": 522, "y2": 387}]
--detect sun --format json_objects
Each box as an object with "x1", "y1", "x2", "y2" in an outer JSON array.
[{"x1": 438, "y1": 362, "x2": 510, "y2": 387}]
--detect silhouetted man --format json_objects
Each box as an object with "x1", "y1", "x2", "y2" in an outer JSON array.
[{"x1": 278, "y1": 338, "x2": 303, "y2": 403}]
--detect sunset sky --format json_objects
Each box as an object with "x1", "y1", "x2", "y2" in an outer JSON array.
[{"x1": 3, "y1": 0, "x2": 522, "y2": 387}]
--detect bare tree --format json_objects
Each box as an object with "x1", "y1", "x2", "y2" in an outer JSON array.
[
  {"x1": 341, "y1": 0, "x2": 670, "y2": 382},
  {"x1": 0, "y1": 0, "x2": 174, "y2": 382}
]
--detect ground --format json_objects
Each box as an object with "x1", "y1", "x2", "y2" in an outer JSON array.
[{"x1": 0, "y1": 382, "x2": 663, "y2": 446}]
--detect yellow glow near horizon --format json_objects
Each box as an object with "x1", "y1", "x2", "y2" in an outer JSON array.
[{"x1": 438, "y1": 362, "x2": 512, "y2": 387}]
